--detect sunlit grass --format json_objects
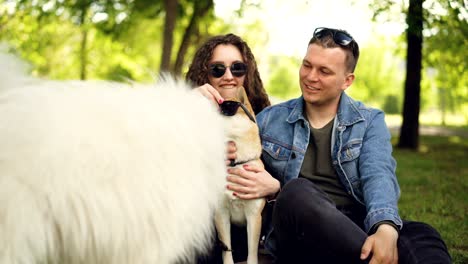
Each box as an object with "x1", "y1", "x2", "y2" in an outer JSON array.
[{"x1": 392, "y1": 134, "x2": 468, "y2": 263}]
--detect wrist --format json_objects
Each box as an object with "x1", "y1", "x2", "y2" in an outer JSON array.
[
  {"x1": 371, "y1": 221, "x2": 400, "y2": 236},
  {"x1": 266, "y1": 180, "x2": 281, "y2": 203}
]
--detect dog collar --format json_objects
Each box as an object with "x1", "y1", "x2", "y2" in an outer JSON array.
[{"x1": 228, "y1": 158, "x2": 258, "y2": 167}]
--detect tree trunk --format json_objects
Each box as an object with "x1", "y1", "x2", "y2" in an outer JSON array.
[
  {"x1": 79, "y1": 29, "x2": 88, "y2": 80},
  {"x1": 173, "y1": 0, "x2": 213, "y2": 76},
  {"x1": 397, "y1": 0, "x2": 424, "y2": 150},
  {"x1": 79, "y1": 4, "x2": 89, "y2": 80},
  {"x1": 160, "y1": 0, "x2": 178, "y2": 74}
]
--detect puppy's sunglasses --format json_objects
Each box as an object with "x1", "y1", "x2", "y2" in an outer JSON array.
[
  {"x1": 313, "y1": 27, "x2": 354, "y2": 46},
  {"x1": 219, "y1": 100, "x2": 256, "y2": 123},
  {"x1": 209, "y1": 62, "x2": 247, "y2": 78}
]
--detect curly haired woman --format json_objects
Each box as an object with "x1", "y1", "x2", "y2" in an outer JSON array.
[
  {"x1": 186, "y1": 33, "x2": 270, "y2": 115},
  {"x1": 187, "y1": 33, "x2": 273, "y2": 263}
]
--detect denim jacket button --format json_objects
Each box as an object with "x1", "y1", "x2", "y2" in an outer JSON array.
[{"x1": 291, "y1": 152, "x2": 296, "y2": 159}]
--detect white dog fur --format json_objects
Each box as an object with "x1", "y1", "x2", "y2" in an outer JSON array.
[{"x1": 0, "y1": 53, "x2": 226, "y2": 264}]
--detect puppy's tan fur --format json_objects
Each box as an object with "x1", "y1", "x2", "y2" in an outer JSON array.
[{"x1": 215, "y1": 87, "x2": 266, "y2": 264}]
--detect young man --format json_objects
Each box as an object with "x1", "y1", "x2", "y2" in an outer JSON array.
[{"x1": 227, "y1": 27, "x2": 451, "y2": 263}]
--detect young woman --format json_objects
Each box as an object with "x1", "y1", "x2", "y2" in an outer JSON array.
[{"x1": 186, "y1": 33, "x2": 273, "y2": 263}]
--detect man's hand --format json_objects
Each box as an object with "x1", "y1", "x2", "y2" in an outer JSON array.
[{"x1": 360, "y1": 224, "x2": 399, "y2": 264}]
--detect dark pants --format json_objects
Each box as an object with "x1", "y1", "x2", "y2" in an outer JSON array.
[{"x1": 273, "y1": 178, "x2": 452, "y2": 264}]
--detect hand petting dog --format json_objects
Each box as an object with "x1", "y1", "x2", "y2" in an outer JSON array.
[{"x1": 225, "y1": 141, "x2": 280, "y2": 200}]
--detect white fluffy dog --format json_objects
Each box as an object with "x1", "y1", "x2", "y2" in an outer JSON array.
[{"x1": 0, "y1": 53, "x2": 226, "y2": 264}]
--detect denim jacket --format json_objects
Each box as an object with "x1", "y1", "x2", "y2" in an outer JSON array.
[{"x1": 257, "y1": 93, "x2": 402, "y2": 254}]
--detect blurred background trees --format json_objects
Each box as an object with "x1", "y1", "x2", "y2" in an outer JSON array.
[
  {"x1": 0, "y1": 0, "x2": 466, "y2": 149},
  {"x1": 0, "y1": 0, "x2": 219, "y2": 80},
  {"x1": 370, "y1": 0, "x2": 467, "y2": 149}
]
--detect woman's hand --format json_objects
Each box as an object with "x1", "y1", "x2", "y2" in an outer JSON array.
[
  {"x1": 360, "y1": 224, "x2": 399, "y2": 264},
  {"x1": 224, "y1": 141, "x2": 280, "y2": 199},
  {"x1": 226, "y1": 164, "x2": 280, "y2": 200},
  {"x1": 193, "y1": 83, "x2": 224, "y2": 105}
]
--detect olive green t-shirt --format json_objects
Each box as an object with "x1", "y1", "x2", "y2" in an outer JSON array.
[{"x1": 299, "y1": 118, "x2": 355, "y2": 207}]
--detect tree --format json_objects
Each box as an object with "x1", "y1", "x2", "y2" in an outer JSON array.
[
  {"x1": 173, "y1": 0, "x2": 214, "y2": 75},
  {"x1": 0, "y1": 0, "x2": 242, "y2": 80},
  {"x1": 370, "y1": 0, "x2": 467, "y2": 148},
  {"x1": 125, "y1": 0, "x2": 215, "y2": 75},
  {"x1": 160, "y1": 0, "x2": 178, "y2": 73},
  {"x1": 424, "y1": 0, "x2": 468, "y2": 124},
  {"x1": 1, "y1": 0, "x2": 141, "y2": 80},
  {"x1": 398, "y1": 0, "x2": 423, "y2": 149},
  {"x1": 76, "y1": 0, "x2": 92, "y2": 80}
]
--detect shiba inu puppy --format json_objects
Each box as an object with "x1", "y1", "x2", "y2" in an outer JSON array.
[{"x1": 215, "y1": 86, "x2": 266, "y2": 264}]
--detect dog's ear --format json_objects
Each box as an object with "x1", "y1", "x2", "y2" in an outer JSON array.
[
  {"x1": 236, "y1": 86, "x2": 248, "y2": 104},
  {"x1": 236, "y1": 86, "x2": 254, "y2": 114}
]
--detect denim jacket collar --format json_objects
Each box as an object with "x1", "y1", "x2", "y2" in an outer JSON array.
[
  {"x1": 286, "y1": 96, "x2": 306, "y2": 124},
  {"x1": 336, "y1": 92, "x2": 365, "y2": 126},
  {"x1": 285, "y1": 93, "x2": 365, "y2": 127}
]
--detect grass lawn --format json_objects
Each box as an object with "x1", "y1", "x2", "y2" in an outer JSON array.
[{"x1": 392, "y1": 134, "x2": 468, "y2": 263}]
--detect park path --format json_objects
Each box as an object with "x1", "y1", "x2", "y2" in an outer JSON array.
[{"x1": 388, "y1": 125, "x2": 468, "y2": 138}]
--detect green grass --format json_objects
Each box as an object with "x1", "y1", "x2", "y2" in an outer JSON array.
[{"x1": 392, "y1": 134, "x2": 468, "y2": 263}]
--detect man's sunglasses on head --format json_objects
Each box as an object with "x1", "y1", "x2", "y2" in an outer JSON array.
[
  {"x1": 209, "y1": 62, "x2": 247, "y2": 78},
  {"x1": 313, "y1": 27, "x2": 354, "y2": 46},
  {"x1": 219, "y1": 100, "x2": 256, "y2": 123}
]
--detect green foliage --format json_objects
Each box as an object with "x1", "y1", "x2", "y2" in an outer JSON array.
[
  {"x1": 423, "y1": 0, "x2": 468, "y2": 123},
  {"x1": 0, "y1": 0, "x2": 214, "y2": 80},
  {"x1": 265, "y1": 55, "x2": 301, "y2": 100},
  {"x1": 111, "y1": 17, "x2": 166, "y2": 79},
  {"x1": 383, "y1": 94, "x2": 401, "y2": 114},
  {"x1": 0, "y1": 9, "x2": 79, "y2": 78},
  {"x1": 348, "y1": 38, "x2": 405, "y2": 108},
  {"x1": 369, "y1": 0, "x2": 468, "y2": 124}
]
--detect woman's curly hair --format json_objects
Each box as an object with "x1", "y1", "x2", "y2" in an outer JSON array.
[{"x1": 186, "y1": 33, "x2": 270, "y2": 114}]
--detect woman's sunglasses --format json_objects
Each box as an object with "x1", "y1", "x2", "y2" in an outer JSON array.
[
  {"x1": 219, "y1": 100, "x2": 256, "y2": 123},
  {"x1": 313, "y1": 27, "x2": 353, "y2": 46},
  {"x1": 209, "y1": 62, "x2": 247, "y2": 78}
]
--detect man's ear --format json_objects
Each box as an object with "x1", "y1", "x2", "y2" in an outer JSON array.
[{"x1": 342, "y1": 73, "x2": 355, "y2": 91}]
